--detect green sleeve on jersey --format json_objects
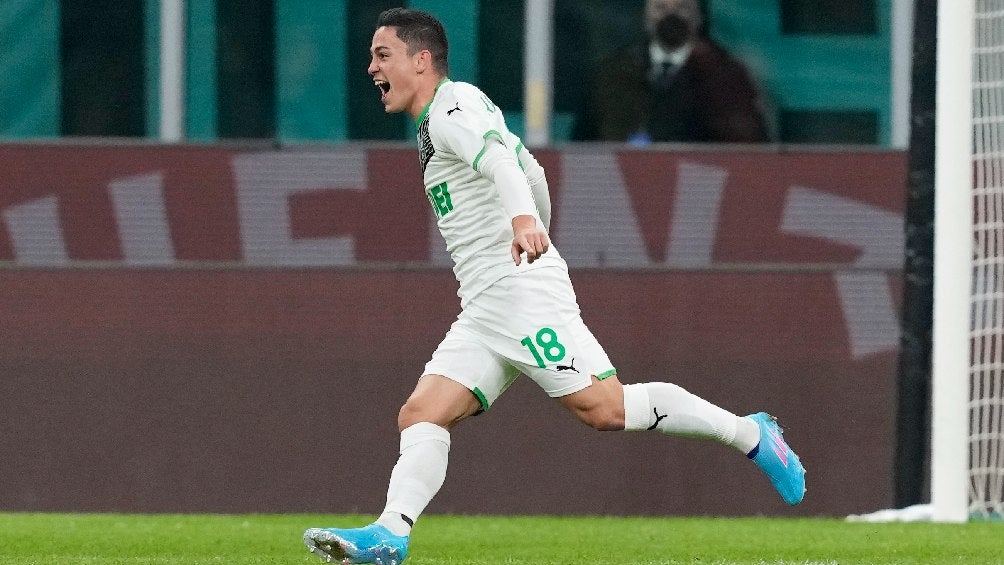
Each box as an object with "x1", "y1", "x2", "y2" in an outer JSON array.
[{"x1": 471, "y1": 129, "x2": 505, "y2": 172}]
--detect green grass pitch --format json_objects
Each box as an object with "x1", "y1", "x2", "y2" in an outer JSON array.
[{"x1": 0, "y1": 512, "x2": 1000, "y2": 564}]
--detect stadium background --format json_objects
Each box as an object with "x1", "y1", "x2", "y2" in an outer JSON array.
[{"x1": 2, "y1": 1, "x2": 911, "y2": 518}]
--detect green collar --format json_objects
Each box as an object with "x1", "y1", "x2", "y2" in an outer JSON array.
[{"x1": 415, "y1": 77, "x2": 451, "y2": 126}]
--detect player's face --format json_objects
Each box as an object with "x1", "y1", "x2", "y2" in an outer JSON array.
[{"x1": 368, "y1": 26, "x2": 421, "y2": 115}]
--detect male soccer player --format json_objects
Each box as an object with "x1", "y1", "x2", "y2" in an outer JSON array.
[{"x1": 304, "y1": 8, "x2": 805, "y2": 564}]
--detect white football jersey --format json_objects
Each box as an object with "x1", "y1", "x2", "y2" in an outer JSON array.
[{"x1": 417, "y1": 80, "x2": 565, "y2": 305}]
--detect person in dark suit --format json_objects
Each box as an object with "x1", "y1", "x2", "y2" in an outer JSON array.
[{"x1": 581, "y1": 0, "x2": 770, "y2": 144}]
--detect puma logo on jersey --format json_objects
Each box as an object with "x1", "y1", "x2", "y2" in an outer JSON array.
[
  {"x1": 447, "y1": 103, "x2": 462, "y2": 115},
  {"x1": 556, "y1": 358, "x2": 579, "y2": 373}
]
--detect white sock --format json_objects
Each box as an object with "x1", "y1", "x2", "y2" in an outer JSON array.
[
  {"x1": 375, "y1": 422, "x2": 450, "y2": 537},
  {"x1": 622, "y1": 382, "x2": 760, "y2": 454}
]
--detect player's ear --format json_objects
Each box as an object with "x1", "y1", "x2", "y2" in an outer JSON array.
[{"x1": 414, "y1": 49, "x2": 432, "y2": 73}]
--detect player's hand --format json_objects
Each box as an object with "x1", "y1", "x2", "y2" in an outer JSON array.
[{"x1": 511, "y1": 214, "x2": 549, "y2": 265}]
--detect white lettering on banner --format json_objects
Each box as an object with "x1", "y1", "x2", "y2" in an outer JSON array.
[
  {"x1": 109, "y1": 173, "x2": 174, "y2": 265},
  {"x1": 666, "y1": 162, "x2": 728, "y2": 268},
  {"x1": 554, "y1": 154, "x2": 727, "y2": 268},
  {"x1": 782, "y1": 186, "x2": 904, "y2": 268},
  {"x1": 233, "y1": 150, "x2": 366, "y2": 266},
  {"x1": 782, "y1": 186, "x2": 904, "y2": 357},
  {"x1": 3, "y1": 196, "x2": 68, "y2": 265},
  {"x1": 835, "y1": 272, "x2": 901, "y2": 358},
  {"x1": 557, "y1": 150, "x2": 651, "y2": 267}
]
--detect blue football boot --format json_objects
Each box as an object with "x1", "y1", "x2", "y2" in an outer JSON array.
[
  {"x1": 304, "y1": 523, "x2": 409, "y2": 564},
  {"x1": 747, "y1": 412, "x2": 806, "y2": 505}
]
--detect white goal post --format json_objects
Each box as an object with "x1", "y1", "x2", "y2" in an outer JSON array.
[{"x1": 932, "y1": 0, "x2": 1004, "y2": 522}]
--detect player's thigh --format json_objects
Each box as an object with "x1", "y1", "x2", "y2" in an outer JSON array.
[
  {"x1": 421, "y1": 317, "x2": 521, "y2": 418},
  {"x1": 399, "y1": 374, "x2": 483, "y2": 431},
  {"x1": 470, "y1": 267, "x2": 616, "y2": 398}
]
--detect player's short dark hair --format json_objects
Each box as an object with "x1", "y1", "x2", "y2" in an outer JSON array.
[{"x1": 376, "y1": 8, "x2": 449, "y2": 76}]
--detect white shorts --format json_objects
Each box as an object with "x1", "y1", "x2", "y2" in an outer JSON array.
[{"x1": 423, "y1": 266, "x2": 616, "y2": 411}]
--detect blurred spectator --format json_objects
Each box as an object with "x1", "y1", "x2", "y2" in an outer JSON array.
[{"x1": 579, "y1": 0, "x2": 769, "y2": 144}]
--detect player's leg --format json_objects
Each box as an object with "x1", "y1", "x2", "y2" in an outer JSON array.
[
  {"x1": 304, "y1": 375, "x2": 477, "y2": 564},
  {"x1": 622, "y1": 381, "x2": 806, "y2": 505},
  {"x1": 397, "y1": 372, "x2": 484, "y2": 431},
  {"x1": 375, "y1": 374, "x2": 480, "y2": 536},
  {"x1": 499, "y1": 268, "x2": 805, "y2": 505},
  {"x1": 558, "y1": 375, "x2": 806, "y2": 505},
  {"x1": 557, "y1": 374, "x2": 757, "y2": 449},
  {"x1": 305, "y1": 320, "x2": 517, "y2": 563}
]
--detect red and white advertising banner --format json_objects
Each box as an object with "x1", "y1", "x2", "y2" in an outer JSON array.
[
  {"x1": 0, "y1": 144, "x2": 908, "y2": 515},
  {"x1": 0, "y1": 145, "x2": 905, "y2": 268},
  {"x1": 1, "y1": 143, "x2": 908, "y2": 361}
]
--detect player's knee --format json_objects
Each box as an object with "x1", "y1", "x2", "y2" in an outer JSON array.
[
  {"x1": 397, "y1": 383, "x2": 481, "y2": 431},
  {"x1": 575, "y1": 404, "x2": 625, "y2": 431},
  {"x1": 560, "y1": 377, "x2": 626, "y2": 431},
  {"x1": 397, "y1": 398, "x2": 433, "y2": 431}
]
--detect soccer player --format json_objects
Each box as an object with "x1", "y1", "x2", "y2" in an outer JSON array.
[{"x1": 304, "y1": 8, "x2": 805, "y2": 564}]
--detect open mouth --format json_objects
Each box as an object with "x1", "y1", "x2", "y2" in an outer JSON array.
[{"x1": 375, "y1": 80, "x2": 390, "y2": 102}]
